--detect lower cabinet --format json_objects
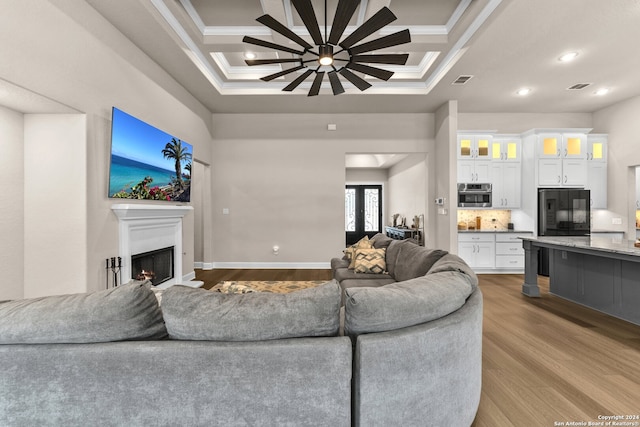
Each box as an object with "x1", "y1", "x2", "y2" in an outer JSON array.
[
  {"x1": 458, "y1": 232, "x2": 533, "y2": 272},
  {"x1": 458, "y1": 233, "x2": 495, "y2": 269}
]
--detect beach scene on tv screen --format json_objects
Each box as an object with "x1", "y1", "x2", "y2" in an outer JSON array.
[{"x1": 109, "y1": 108, "x2": 192, "y2": 202}]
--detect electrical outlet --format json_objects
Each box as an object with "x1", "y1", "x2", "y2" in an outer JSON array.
[{"x1": 612, "y1": 217, "x2": 622, "y2": 225}]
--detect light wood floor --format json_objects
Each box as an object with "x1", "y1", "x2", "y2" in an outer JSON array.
[{"x1": 195, "y1": 270, "x2": 640, "y2": 426}]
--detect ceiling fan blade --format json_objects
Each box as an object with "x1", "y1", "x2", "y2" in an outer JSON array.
[
  {"x1": 256, "y1": 14, "x2": 313, "y2": 50},
  {"x1": 246, "y1": 58, "x2": 302, "y2": 66},
  {"x1": 243, "y1": 36, "x2": 305, "y2": 56},
  {"x1": 349, "y1": 29, "x2": 411, "y2": 55},
  {"x1": 328, "y1": 70, "x2": 345, "y2": 95},
  {"x1": 346, "y1": 62, "x2": 393, "y2": 80},
  {"x1": 283, "y1": 69, "x2": 314, "y2": 92},
  {"x1": 339, "y1": 68, "x2": 372, "y2": 91},
  {"x1": 308, "y1": 71, "x2": 325, "y2": 96},
  {"x1": 291, "y1": 0, "x2": 324, "y2": 46},
  {"x1": 351, "y1": 53, "x2": 409, "y2": 65},
  {"x1": 339, "y1": 7, "x2": 397, "y2": 49},
  {"x1": 261, "y1": 65, "x2": 306, "y2": 82},
  {"x1": 328, "y1": 0, "x2": 360, "y2": 45}
]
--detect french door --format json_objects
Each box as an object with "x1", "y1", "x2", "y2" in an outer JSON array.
[{"x1": 345, "y1": 185, "x2": 382, "y2": 246}]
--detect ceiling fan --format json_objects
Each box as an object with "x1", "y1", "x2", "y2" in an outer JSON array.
[{"x1": 242, "y1": 0, "x2": 411, "y2": 96}]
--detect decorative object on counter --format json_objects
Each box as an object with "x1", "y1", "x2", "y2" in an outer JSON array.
[
  {"x1": 392, "y1": 213, "x2": 400, "y2": 227},
  {"x1": 458, "y1": 221, "x2": 467, "y2": 231},
  {"x1": 476, "y1": 216, "x2": 481, "y2": 230},
  {"x1": 412, "y1": 215, "x2": 420, "y2": 229},
  {"x1": 457, "y1": 209, "x2": 511, "y2": 231}
]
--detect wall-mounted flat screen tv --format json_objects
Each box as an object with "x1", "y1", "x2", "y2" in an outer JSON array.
[{"x1": 108, "y1": 107, "x2": 192, "y2": 202}]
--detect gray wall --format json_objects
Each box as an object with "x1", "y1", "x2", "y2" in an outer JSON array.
[{"x1": 210, "y1": 114, "x2": 435, "y2": 267}]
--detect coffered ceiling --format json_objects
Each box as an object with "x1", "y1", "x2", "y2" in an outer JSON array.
[{"x1": 86, "y1": 0, "x2": 640, "y2": 114}]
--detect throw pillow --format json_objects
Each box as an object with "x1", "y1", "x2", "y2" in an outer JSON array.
[
  {"x1": 353, "y1": 248, "x2": 387, "y2": 274},
  {"x1": 344, "y1": 236, "x2": 374, "y2": 268}
]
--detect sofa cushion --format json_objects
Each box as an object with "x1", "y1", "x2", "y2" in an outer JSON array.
[
  {"x1": 389, "y1": 243, "x2": 448, "y2": 282},
  {"x1": 331, "y1": 257, "x2": 350, "y2": 272},
  {"x1": 428, "y1": 253, "x2": 479, "y2": 291},
  {"x1": 334, "y1": 267, "x2": 393, "y2": 283},
  {"x1": 353, "y1": 248, "x2": 387, "y2": 274},
  {"x1": 162, "y1": 280, "x2": 342, "y2": 341},
  {"x1": 343, "y1": 271, "x2": 473, "y2": 336},
  {"x1": 0, "y1": 281, "x2": 167, "y2": 344},
  {"x1": 370, "y1": 233, "x2": 394, "y2": 250}
]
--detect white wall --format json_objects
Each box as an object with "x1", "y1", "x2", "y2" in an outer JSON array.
[
  {"x1": 0, "y1": 107, "x2": 24, "y2": 300},
  {"x1": 211, "y1": 113, "x2": 434, "y2": 266},
  {"x1": 0, "y1": 0, "x2": 213, "y2": 294},
  {"x1": 24, "y1": 114, "x2": 87, "y2": 297},
  {"x1": 387, "y1": 154, "x2": 427, "y2": 233},
  {"x1": 593, "y1": 95, "x2": 640, "y2": 236}
]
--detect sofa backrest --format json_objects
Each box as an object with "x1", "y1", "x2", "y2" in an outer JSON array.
[
  {"x1": 428, "y1": 253, "x2": 479, "y2": 291},
  {"x1": 0, "y1": 281, "x2": 167, "y2": 344},
  {"x1": 385, "y1": 240, "x2": 448, "y2": 282}
]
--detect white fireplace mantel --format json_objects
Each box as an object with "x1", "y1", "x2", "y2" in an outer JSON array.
[
  {"x1": 111, "y1": 203, "x2": 193, "y2": 220},
  {"x1": 111, "y1": 203, "x2": 201, "y2": 289}
]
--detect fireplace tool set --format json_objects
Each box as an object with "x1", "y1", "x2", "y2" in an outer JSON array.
[{"x1": 105, "y1": 257, "x2": 121, "y2": 289}]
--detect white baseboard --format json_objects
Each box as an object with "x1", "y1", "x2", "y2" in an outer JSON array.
[
  {"x1": 182, "y1": 270, "x2": 196, "y2": 281},
  {"x1": 194, "y1": 262, "x2": 215, "y2": 270},
  {"x1": 203, "y1": 262, "x2": 331, "y2": 270}
]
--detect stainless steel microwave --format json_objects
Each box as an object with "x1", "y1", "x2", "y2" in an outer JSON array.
[{"x1": 457, "y1": 183, "x2": 492, "y2": 208}]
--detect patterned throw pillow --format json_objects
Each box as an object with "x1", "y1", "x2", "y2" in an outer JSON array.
[
  {"x1": 353, "y1": 248, "x2": 387, "y2": 274},
  {"x1": 343, "y1": 236, "x2": 374, "y2": 269}
]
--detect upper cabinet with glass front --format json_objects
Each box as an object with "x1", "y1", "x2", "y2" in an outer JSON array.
[
  {"x1": 457, "y1": 135, "x2": 492, "y2": 160},
  {"x1": 537, "y1": 133, "x2": 587, "y2": 159},
  {"x1": 587, "y1": 134, "x2": 607, "y2": 162},
  {"x1": 491, "y1": 137, "x2": 521, "y2": 162}
]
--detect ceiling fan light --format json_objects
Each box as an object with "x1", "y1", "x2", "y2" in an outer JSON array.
[{"x1": 319, "y1": 44, "x2": 334, "y2": 66}]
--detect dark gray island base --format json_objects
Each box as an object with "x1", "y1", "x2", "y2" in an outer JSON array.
[{"x1": 522, "y1": 236, "x2": 640, "y2": 325}]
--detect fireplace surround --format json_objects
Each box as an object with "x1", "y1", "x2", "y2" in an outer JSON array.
[{"x1": 111, "y1": 204, "x2": 202, "y2": 289}]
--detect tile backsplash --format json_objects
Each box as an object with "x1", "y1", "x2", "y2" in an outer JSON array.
[{"x1": 457, "y1": 210, "x2": 511, "y2": 230}]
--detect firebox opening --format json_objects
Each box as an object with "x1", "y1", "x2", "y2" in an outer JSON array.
[{"x1": 131, "y1": 246, "x2": 174, "y2": 286}]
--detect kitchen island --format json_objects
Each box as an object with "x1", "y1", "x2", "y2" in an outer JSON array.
[{"x1": 522, "y1": 235, "x2": 640, "y2": 325}]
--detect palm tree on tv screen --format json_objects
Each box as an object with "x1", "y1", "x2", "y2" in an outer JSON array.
[{"x1": 161, "y1": 138, "x2": 191, "y2": 189}]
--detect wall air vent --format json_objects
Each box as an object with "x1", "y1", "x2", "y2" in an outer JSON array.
[
  {"x1": 567, "y1": 83, "x2": 592, "y2": 90},
  {"x1": 452, "y1": 75, "x2": 473, "y2": 85}
]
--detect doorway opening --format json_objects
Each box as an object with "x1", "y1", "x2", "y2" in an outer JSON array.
[{"x1": 345, "y1": 185, "x2": 382, "y2": 246}]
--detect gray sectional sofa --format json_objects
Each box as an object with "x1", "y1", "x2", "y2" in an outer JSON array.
[{"x1": 0, "y1": 237, "x2": 482, "y2": 427}]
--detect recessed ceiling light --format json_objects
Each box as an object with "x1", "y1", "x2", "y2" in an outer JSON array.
[
  {"x1": 244, "y1": 52, "x2": 256, "y2": 60},
  {"x1": 559, "y1": 52, "x2": 579, "y2": 62},
  {"x1": 516, "y1": 88, "x2": 531, "y2": 96},
  {"x1": 594, "y1": 88, "x2": 610, "y2": 96}
]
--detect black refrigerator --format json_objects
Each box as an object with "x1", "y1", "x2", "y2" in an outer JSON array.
[{"x1": 538, "y1": 188, "x2": 591, "y2": 275}]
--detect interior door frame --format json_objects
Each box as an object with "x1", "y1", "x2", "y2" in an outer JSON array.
[{"x1": 345, "y1": 184, "x2": 383, "y2": 246}]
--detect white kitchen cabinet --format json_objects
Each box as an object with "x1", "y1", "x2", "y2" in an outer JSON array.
[
  {"x1": 457, "y1": 135, "x2": 492, "y2": 160},
  {"x1": 457, "y1": 134, "x2": 492, "y2": 183},
  {"x1": 586, "y1": 134, "x2": 607, "y2": 209},
  {"x1": 491, "y1": 137, "x2": 521, "y2": 162},
  {"x1": 495, "y1": 233, "x2": 532, "y2": 270},
  {"x1": 587, "y1": 162, "x2": 607, "y2": 209},
  {"x1": 458, "y1": 233, "x2": 495, "y2": 269},
  {"x1": 458, "y1": 159, "x2": 491, "y2": 183},
  {"x1": 491, "y1": 162, "x2": 521, "y2": 208},
  {"x1": 536, "y1": 132, "x2": 588, "y2": 187},
  {"x1": 537, "y1": 133, "x2": 587, "y2": 159}
]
